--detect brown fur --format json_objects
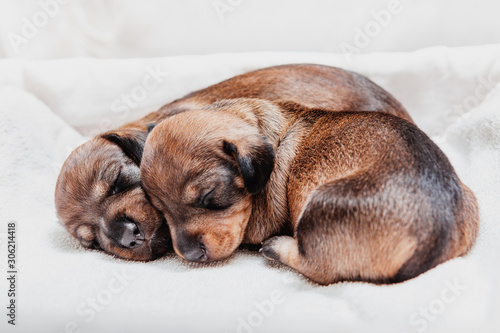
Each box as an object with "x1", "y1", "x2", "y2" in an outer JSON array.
[
  {"x1": 55, "y1": 64, "x2": 411, "y2": 260},
  {"x1": 140, "y1": 98, "x2": 479, "y2": 284}
]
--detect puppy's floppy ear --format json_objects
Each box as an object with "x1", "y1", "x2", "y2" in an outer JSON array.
[
  {"x1": 101, "y1": 129, "x2": 148, "y2": 165},
  {"x1": 223, "y1": 137, "x2": 274, "y2": 194}
]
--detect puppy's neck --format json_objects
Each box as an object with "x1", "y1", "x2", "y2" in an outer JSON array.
[{"x1": 235, "y1": 100, "x2": 311, "y2": 243}]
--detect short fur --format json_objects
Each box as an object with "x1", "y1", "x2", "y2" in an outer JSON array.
[
  {"x1": 55, "y1": 64, "x2": 412, "y2": 260},
  {"x1": 140, "y1": 98, "x2": 479, "y2": 284}
]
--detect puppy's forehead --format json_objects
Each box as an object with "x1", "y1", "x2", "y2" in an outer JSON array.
[
  {"x1": 153, "y1": 109, "x2": 251, "y2": 143},
  {"x1": 56, "y1": 138, "x2": 128, "y2": 217},
  {"x1": 71, "y1": 139, "x2": 123, "y2": 183},
  {"x1": 146, "y1": 110, "x2": 254, "y2": 172},
  {"x1": 145, "y1": 116, "x2": 224, "y2": 171}
]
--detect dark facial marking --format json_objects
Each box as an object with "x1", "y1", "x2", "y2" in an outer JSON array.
[{"x1": 102, "y1": 133, "x2": 145, "y2": 165}]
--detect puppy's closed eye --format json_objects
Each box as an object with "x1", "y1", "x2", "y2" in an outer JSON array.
[
  {"x1": 109, "y1": 170, "x2": 135, "y2": 196},
  {"x1": 195, "y1": 188, "x2": 232, "y2": 211}
]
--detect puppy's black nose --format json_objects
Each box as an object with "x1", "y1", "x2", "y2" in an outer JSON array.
[
  {"x1": 176, "y1": 232, "x2": 208, "y2": 262},
  {"x1": 183, "y1": 246, "x2": 207, "y2": 262},
  {"x1": 116, "y1": 220, "x2": 145, "y2": 248}
]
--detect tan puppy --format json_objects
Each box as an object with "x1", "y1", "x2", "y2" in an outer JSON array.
[
  {"x1": 140, "y1": 98, "x2": 479, "y2": 284},
  {"x1": 55, "y1": 64, "x2": 411, "y2": 261}
]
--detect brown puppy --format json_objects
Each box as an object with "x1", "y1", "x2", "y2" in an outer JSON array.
[
  {"x1": 140, "y1": 98, "x2": 479, "y2": 284},
  {"x1": 55, "y1": 64, "x2": 411, "y2": 261}
]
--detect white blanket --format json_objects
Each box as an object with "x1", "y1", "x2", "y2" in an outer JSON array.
[{"x1": 1, "y1": 45, "x2": 499, "y2": 333}]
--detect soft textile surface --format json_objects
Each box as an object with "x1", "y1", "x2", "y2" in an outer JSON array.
[
  {"x1": 0, "y1": 45, "x2": 499, "y2": 333},
  {"x1": 1, "y1": 0, "x2": 500, "y2": 58}
]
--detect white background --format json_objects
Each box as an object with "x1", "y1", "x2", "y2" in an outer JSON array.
[{"x1": 1, "y1": 0, "x2": 500, "y2": 59}]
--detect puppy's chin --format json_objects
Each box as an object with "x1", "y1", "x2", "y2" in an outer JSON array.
[
  {"x1": 170, "y1": 224, "x2": 246, "y2": 263},
  {"x1": 201, "y1": 228, "x2": 247, "y2": 262}
]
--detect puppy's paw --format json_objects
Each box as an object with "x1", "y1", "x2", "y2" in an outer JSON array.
[
  {"x1": 261, "y1": 235, "x2": 298, "y2": 263},
  {"x1": 261, "y1": 236, "x2": 282, "y2": 261},
  {"x1": 261, "y1": 236, "x2": 302, "y2": 272}
]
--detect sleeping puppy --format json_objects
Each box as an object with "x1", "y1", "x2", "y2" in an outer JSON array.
[
  {"x1": 140, "y1": 98, "x2": 479, "y2": 284},
  {"x1": 55, "y1": 64, "x2": 412, "y2": 261}
]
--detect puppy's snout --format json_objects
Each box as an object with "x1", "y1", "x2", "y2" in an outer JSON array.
[
  {"x1": 176, "y1": 234, "x2": 208, "y2": 262},
  {"x1": 113, "y1": 219, "x2": 145, "y2": 249}
]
